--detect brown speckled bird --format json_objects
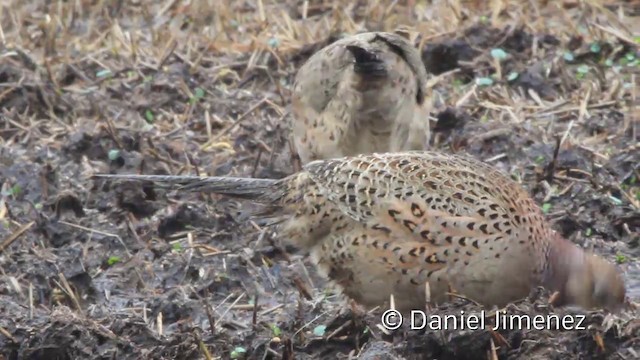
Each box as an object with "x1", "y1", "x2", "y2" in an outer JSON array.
[
  {"x1": 290, "y1": 31, "x2": 431, "y2": 164},
  {"x1": 93, "y1": 151, "x2": 626, "y2": 312}
]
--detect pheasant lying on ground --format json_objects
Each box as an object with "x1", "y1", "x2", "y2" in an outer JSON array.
[
  {"x1": 93, "y1": 151, "x2": 626, "y2": 313},
  {"x1": 290, "y1": 31, "x2": 431, "y2": 164}
]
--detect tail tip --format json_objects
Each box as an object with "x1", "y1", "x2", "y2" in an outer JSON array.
[{"x1": 345, "y1": 45, "x2": 386, "y2": 77}]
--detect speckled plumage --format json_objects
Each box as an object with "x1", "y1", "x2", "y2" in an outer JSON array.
[
  {"x1": 290, "y1": 31, "x2": 431, "y2": 163},
  {"x1": 94, "y1": 151, "x2": 626, "y2": 313}
]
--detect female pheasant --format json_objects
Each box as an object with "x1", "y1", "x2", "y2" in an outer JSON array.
[
  {"x1": 94, "y1": 151, "x2": 626, "y2": 313},
  {"x1": 290, "y1": 31, "x2": 431, "y2": 163}
]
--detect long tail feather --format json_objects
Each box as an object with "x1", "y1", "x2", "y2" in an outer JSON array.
[{"x1": 92, "y1": 174, "x2": 281, "y2": 202}]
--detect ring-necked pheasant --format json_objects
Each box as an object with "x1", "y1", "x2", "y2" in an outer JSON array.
[
  {"x1": 290, "y1": 31, "x2": 431, "y2": 164},
  {"x1": 93, "y1": 151, "x2": 626, "y2": 313}
]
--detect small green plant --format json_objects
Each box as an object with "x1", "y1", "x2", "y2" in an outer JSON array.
[
  {"x1": 189, "y1": 87, "x2": 205, "y2": 104},
  {"x1": 107, "y1": 256, "x2": 121, "y2": 266},
  {"x1": 270, "y1": 324, "x2": 281, "y2": 337},
  {"x1": 108, "y1": 149, "x2": 120, "y2": 161},
  {"x1": 2, "y1": 184, "x2": 21, "y2": 197},
  {"x1": 312, "y1": 325, "x2": 326, "y2": 336},
  {"x1": 490, "y1": 48, "x2": 508, "y2": 60},
  {"x1": 230, "y1": 346, "x2": 246, "y2": 359},
  {"x1": 10, "y1": 184, "x2": 21, "y2": 197},
  {"x1": 608, "y1": 195, "x2": 622, "y2": 205},
  {"x1": 475, "y1": 77, "x2": 493, "y2": 86},
  {"x1": 96, "y1": 69, "x2": 112, "y2": 78},
  {"x1": 144, "y1": 109, "x2": 154, "y2": 123},
  {"x1": 575, "y1": 65, "x2": 589, "y2": 79},
  {"x1": 452, "y1": 78, "x2": 464, "y2": 90},
  {"x1": 563, "y1": 52, "x2": 575, "y2": 62}
]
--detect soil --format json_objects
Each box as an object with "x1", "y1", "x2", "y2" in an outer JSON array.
[{"x1": 1, "y1": 1, "x2": 639, "y2": 359}]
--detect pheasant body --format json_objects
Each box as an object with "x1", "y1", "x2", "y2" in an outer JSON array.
[
  {"x1": 94, "y1": 151, "x2": 626, "y2": 312},
  {"x1": 290, "y1": 31, "x2": 431, "y2": 163},
  {"x1": 295, "y1": 152, "x2": 554, "y2": 309}
]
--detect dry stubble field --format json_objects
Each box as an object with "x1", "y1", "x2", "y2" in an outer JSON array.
[{"x1": 1, "y1": 0, "x2": 639, "y2": 359}]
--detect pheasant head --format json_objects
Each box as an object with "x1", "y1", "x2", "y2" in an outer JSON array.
[{"x1": 547, "y1": 234, "x2": 626, "y2": 312}]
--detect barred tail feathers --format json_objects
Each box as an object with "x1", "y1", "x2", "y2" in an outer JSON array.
[{"x1": 92, "y1": 174, "x2": 283, "y2": 203}]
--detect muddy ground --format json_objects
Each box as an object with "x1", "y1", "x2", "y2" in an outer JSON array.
[{"x1": 1, "y1": 1, "x2": 639, "y2": 359}]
